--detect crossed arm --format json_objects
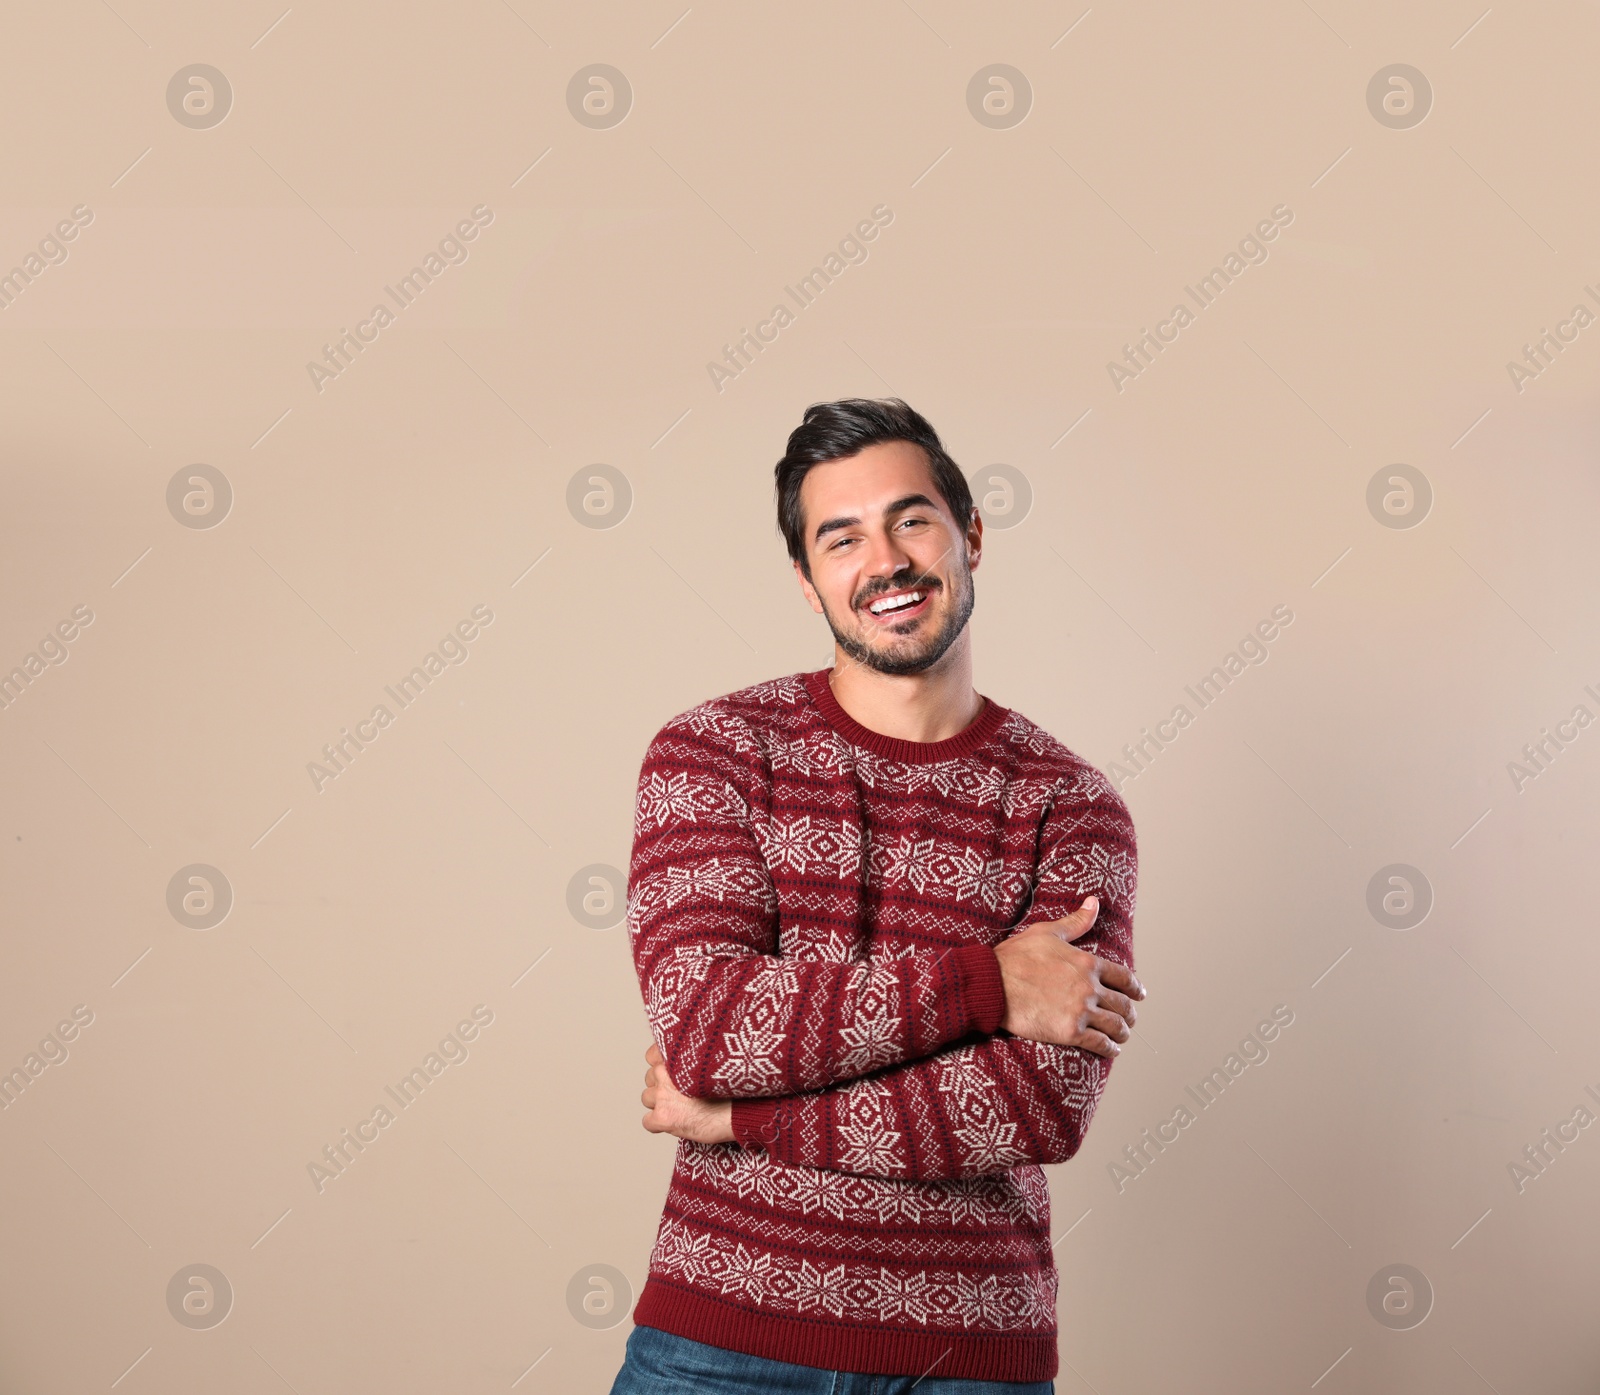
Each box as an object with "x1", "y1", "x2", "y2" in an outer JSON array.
[
  {"x1": 627, "y1": 717, "x2": 1142, "y2": 1182},
  {"x1": 641, "y1": 893, "x2": 1139, "y2": 1181}
]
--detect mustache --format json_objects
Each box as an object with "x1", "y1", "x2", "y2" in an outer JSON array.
[{"x1": 854, "y1": 574, "x2": 942, "y2": 609}]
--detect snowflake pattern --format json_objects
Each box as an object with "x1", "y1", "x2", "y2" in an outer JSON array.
[
  {"x1": 649, "y1": 1196, "x2": 1054, "y2": 1332},
  {"x1": 711, "y1": 1021, "x2": 788, "y2": 1093},
  {"x1": 717, "y1": 1242, "x2": 774, "y2": 1303},
  {"x1": 753, "y1": 814, "x2": 864, "y2": 879},
  {"x1": 635, "y1": 769, "x2": 745, "y2": 833},
  {"x1": 874, "y1": 1266, "x2": 934, "y2": 1324},
  {"x1": 1041, "y1": 839, "x2": 1138, "y2": 916},
  {"x1": 628, "y1": 856, "x2": 774, "y2": 927},
  {"x1": 834, "y1": 1081, "x2": 906, "y2": 1173},
  {"x1": 671, "y1": 704, "x2": 762, "y2": 755},
  {"x1": 876, "y1": 833, "x2": 940, "y2": 893},
  {"x1": 836, "y1": 1014, "x2": 904, "y2": 1079}
]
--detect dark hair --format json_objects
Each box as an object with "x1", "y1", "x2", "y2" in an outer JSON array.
[{"x1": 773, "y1": 398, "x2": 974, "y2": 577}]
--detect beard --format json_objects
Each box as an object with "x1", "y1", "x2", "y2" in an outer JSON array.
[{"x1": 819, "y1": 558, "x2": 976, "y2": 676}]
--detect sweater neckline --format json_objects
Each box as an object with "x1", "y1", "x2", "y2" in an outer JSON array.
[{"x1": 801, "y1": 668, "x2": 1008, "y2": 764}]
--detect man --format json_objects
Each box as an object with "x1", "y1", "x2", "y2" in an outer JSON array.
[{"x1": 610, "y1": 398, "x2": 1146, "y2": 1394}]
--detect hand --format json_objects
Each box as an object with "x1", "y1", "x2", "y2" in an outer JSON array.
[
  {"x1": 993, "y1": 895, "x2": 1147, "y2": 1056},
  {"x1": 641, "y1": 1043, "x2": 735, "y2": 1144}
]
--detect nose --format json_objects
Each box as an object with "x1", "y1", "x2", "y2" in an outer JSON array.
[{"x1": 861, "y1": 527, "x2": 913, "y2": 579}]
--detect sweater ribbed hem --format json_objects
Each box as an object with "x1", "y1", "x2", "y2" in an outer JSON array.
[{"x1": 631, "y1": 1274, "x2": 1058, "y2": 1381}]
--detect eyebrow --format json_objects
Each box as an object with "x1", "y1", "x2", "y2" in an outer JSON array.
[{"x1": 812, "y1": 493, "x2": 940, "y2": 545}]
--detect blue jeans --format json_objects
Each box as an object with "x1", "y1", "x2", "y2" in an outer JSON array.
[{"x1": 609, "y1": 1324, "x2": 1056, "y2": 1394}]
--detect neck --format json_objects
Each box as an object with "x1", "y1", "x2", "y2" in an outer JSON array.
[{"x1": 827, "y1": 632, "x2": 983, "y2": 744}]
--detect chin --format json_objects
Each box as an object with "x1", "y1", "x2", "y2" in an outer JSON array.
[{"x1": 857, "y1": 642, "x2": 945, "y2": 676}]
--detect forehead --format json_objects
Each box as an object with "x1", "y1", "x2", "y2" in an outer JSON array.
[{"x1": 798, "y1": 440, "x2": 945, "y2": 531}]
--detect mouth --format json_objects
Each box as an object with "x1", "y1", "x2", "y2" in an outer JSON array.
[{"x1": 861, "y1": 585, "x2": 935, "y2": 625}]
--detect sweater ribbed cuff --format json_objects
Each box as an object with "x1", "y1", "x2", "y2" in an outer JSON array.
[
  {"x1": 949, "y1": 942, "x2": 1008, "y2": 1036},
  {"x1": 730, "y1": 1096, "x2": 782, "y2": 1152}
]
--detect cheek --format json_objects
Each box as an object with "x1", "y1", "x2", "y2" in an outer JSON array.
[
  {"x1": 817, "y1": 571, "x2": 859, "y2": 612},
  {"x1": 914, "y1": 534, "x2": 959, "y2": 572}
]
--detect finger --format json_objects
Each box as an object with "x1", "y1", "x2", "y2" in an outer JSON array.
[
  {"x1": 645, "y1": 1043, "x2": 664, "y2": 1065},
  {"x1": 1045, "y1": 912, "x2": 1094, "y2": 944},
  {"x1": 1062, "y1": 896, "x2": 1100, "y2": 939},
  {"x1": 641, "y1": 1087, "x2": 656, "y2": 1108},
  {"x1": 1083, "y1": 1007, "x2": 1131, "y2": 1044},
  {"x1": 1098, "y1": 959, "x2": 1147, "y2": 1000},
  {"x1": 1074, "y1": 1028, "x2": 1122, "y2": 1059},
  {"x1": 1092, "y1": 987, "x2": 1136, "y2": 1027}
]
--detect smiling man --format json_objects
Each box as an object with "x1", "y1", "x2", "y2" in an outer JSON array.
[{"x1": 610, "y1": 398, "x2": 1145, "y2": 1395}]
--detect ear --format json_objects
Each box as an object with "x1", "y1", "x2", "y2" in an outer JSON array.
[
  {"x1": 964, "y1": 506, "x2": 984, "y2": 573},
  {"x1": 794, "y1": 558, "x2": 824, "y2": 614}
]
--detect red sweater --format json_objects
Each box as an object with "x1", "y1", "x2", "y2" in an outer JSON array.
[{"x1": 625, "y1": 669, "x2": 1137, "y2": 1382}]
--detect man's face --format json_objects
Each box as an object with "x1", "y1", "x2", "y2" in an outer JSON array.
[{"x1": 794, "y1": 440, "x2": 981, "y2": 676}]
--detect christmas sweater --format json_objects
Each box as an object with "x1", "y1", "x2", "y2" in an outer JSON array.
[{"x1": 625, "y1": 668, "x2": 1137, "y2": 1382}]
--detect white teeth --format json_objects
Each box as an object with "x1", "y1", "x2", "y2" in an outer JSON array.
[{"x1": 870, "y1": 591, "x2": 923, "y2": 615}]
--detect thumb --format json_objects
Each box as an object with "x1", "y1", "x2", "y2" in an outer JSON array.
[{"x1": 1065, "y1": 894, "x2": 1100, "y2": 939}]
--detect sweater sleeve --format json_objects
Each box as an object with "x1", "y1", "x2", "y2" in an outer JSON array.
[
  {"x1": 627, "y1": 708, "x2": 1010, "y2": 1101},
  {"x1": 729, "y1": 767, "x2": 1137, "y2": 1180}
]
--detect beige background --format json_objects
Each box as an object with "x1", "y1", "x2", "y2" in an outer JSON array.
[{"x1": 2, "y1": 1, "x2": 1597, "y2": 1391}]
